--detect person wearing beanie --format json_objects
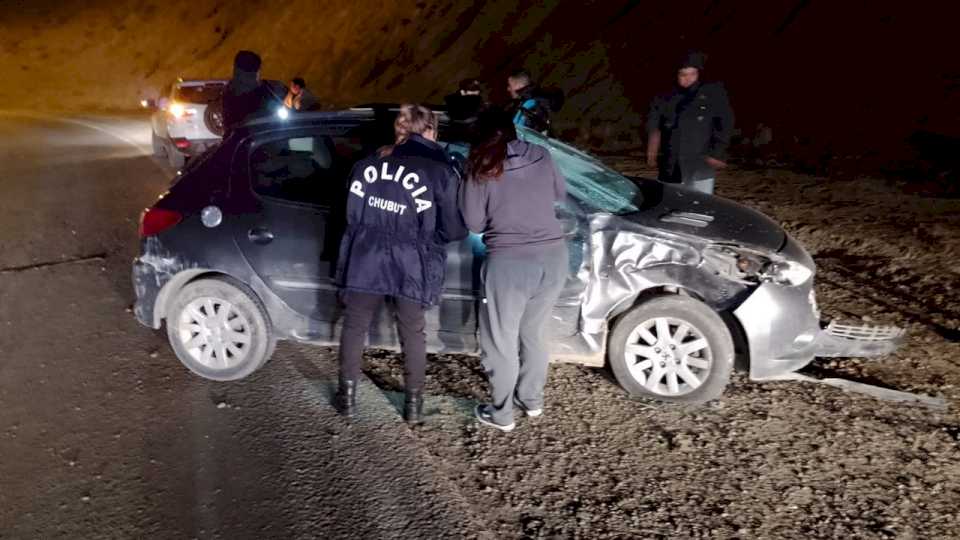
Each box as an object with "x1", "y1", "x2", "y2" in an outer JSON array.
[
  {"x1": 221, "y1": 50, "x2": 281, "y2": 134},
  {"x1": 444, "y1": 77, "x2": 486, "y2": 123},
  {"x1": 646, "y1": 50, "x2": 734, "y2": 194}
]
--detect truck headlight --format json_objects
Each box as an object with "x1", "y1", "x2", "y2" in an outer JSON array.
[{"x1": 766, "y1": 260, "x2": 813, "y2": 286}]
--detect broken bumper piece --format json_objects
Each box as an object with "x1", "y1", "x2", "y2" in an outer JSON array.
[
  {"x1": 813, "y1": 321, "x2": 905, "y2": 358},
  {"x1": 735, "y1": 281, "x2": 905, "y2": 379}
]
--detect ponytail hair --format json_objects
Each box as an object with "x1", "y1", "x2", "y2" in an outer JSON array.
[
  {"x1": 379, "y1": 103, "x2": 439, "y2": 157},
  {"x1": 467, "y1": 107, "x2": 517, "y2": 182}
]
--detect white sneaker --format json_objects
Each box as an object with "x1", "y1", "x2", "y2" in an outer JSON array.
[
  {"x1": 524, "y1": 408, "x2": 543, "y2": 418},
  {"x1": 474, "y1": 405, "x2": 515, "y2": 432}
]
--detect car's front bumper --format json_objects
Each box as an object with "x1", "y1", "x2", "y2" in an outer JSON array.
[{"x1": 733, "y1": 280, "x2": 904, "y2": 380}]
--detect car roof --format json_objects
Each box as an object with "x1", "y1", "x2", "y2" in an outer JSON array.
[{"x1": 240, "y1": 105, "x2": 453, "y2": 134}]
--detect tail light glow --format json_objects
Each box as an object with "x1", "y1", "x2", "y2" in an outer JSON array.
[
  {"x1": 167, "y1": 102, "x2": 196, "y2": 119},
  {"x1": 139, "y1": 208, "x2": 182, "y2": 238}
]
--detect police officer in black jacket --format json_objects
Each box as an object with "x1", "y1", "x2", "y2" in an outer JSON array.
[
  {"x1": 646, "y1": 51, "x2": 734, "y2": 194},
  {"x1": 334, "y1": 104, "x2": 468, "y2": 423}
]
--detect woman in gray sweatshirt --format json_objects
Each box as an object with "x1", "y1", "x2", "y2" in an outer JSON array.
[{"x1": 460, "y1": 108, "x2": 568, "y2": 432}]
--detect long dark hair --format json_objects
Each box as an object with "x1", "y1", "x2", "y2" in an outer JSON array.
[{"x1": 468, "y1": 107, "x2": 517, "y2": 182}]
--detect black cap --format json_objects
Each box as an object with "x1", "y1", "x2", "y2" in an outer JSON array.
[
  {"x1": 679, "y1": 50, "x2": 706, "y2": 70},
  {"x1": 234, "y1": 50, "x2": 262, "y2": 73},
  {"x1": 459, "y1": 78, "x2": 482, "y2": 92}
]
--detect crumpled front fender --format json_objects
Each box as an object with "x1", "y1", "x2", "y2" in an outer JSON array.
[
  {"x1": 734, "y1": 281, "x2": 822, "y2": 379},
  {"x1": 578, "y1": 214, "x2": 750, "y2": 335}
]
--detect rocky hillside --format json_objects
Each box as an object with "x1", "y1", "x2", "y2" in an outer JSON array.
[{"x1": 2, "y1": 0, "x2": 957, "y2": 168}]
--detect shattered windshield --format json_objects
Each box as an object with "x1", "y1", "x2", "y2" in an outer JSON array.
[
  {"x1": 519, "y1": 128, "x2": 639, "y2": 214},
  {"x1": 440, "y1": 127, "x2": 639, "y2": 215}
]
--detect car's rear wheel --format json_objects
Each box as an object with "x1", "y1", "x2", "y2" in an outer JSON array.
[
  {"x1": 166, "y1": 278, "x2": 275, "y2": 381},
  {"x1": 608, "y1": 295, "x2": 734, "y2": 404}
]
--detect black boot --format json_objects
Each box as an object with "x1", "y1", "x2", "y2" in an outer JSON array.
[
  {"x1": 403, "y1": 390, "x2": 424, "y2": 424},
  {"x1": 334, "y1": 378, "x2": 357, "y2": 417}
]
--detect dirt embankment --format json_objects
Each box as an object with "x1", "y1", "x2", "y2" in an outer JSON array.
[{"x1": 2, "y1": 0, "x2": 959, "y2": 167}]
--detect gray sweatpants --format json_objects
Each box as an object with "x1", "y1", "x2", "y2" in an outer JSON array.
[{"x1": 479, "y1": 244, "x2": 569, "y2": 425}]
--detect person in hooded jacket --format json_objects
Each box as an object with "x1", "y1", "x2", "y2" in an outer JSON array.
[
  {"x1": 220, "y1": 50, "x2": 280, "y2": 135},
  {"x1": 646, "y1": 51, "x2": 734, "y2": 194},
  {"x1": 334, "y1": 104, "x2": 468, "y2": 423},
  {"x1": 506, "y1": 70, "x2": 555, "y2": 134},
  {"x1": 460, "y1": 108, "x2": 568, "y2": 432}
]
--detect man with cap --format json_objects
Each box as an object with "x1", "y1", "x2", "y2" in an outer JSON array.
[
  {"x1": 221, "y1": 50, "x2": 281, "y2": 134},
  {"x1": 444, "y1": 78, "x2": 486, "y2": 123},
  {"x1": 646, "y1": 51, "x2": 734, "y2": 194}
]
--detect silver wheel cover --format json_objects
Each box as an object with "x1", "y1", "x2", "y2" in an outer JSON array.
[
  {"x1": 177, "y1": 297, "x2": 252, "y2": 370},
  {"x1": 624, "y1": 317, "x2": 712, "y2": 396}
]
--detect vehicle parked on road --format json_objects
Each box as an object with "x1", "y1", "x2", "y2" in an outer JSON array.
[
  {"x1": 147, "y1": 79, "x2": 228, "y2": 169},
  {"x1": 131, "y1": 107, "x2": 903, "y2": 403}
]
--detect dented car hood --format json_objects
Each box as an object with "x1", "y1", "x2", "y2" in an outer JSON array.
[{"x1": 624, "y1": 179, "x2": 786, "y2": 253}]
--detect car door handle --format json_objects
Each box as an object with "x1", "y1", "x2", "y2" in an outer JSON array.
[{"x1": 248, "y1": 227, "x2": 274, "y2": 245}]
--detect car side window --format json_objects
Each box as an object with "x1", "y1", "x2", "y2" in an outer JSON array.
[{"x1": 249, "y1": 134, "x2": 348, "y2": 207}]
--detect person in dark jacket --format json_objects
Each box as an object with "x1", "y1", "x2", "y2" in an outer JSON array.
[
  {"x1": 444, "y1": 78, "x2": 485, "y2": 123},
  {"x1": 646, "y1": 51, "x2": 734, "y2": 194},
  {"x1": 221, "y1": 50, "x2": 280, "y2": 134},
  {"x1": 334, "y1": 104, "x2": 468, "y2": 423},
  {"x1": 283, "y1": 77, "x2": 319, "y2": 111},
  {"x1": 460, "y1": 108, "x2": 568, "y2": 432},
  {"x1": 506, "y1": 70, "x2": 554, "y2": 134}
]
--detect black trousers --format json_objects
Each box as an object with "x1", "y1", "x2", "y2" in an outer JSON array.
[{"x1": 338, "y1": 291, "x2": 427, "y2": 392}]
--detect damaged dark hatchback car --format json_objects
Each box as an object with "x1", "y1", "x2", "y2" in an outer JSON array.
[{"x1": 132, "y1": 109, "x2": 903, "y2": 403}]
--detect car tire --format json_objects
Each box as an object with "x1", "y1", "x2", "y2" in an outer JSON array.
[
  {"x1": 151, "y1": 131, "x2": 164, "y2": 157},
  {"x1": 166, "y1": 277, "x2": 276, "y2": 381},
  {"x1": 608, "y1": 295, "x2": 734, "y2": 404},
  {"x1": 167, "y1": 144, "x2": 186, "y2": 170}
]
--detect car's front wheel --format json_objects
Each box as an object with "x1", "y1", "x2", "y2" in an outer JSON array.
[
  {"x1": 166, "y1": 278, "x2": 275, "y2": 381},
  {"x1": 608, "y1": 295, "x2": 734, "y2": 404}
]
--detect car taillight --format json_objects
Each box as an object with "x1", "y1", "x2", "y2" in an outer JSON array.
[
  {"x1": 139, "y1": 208, "x2": 182, "y2": 238},
  {"x1": 173, "y1": 138, "x2": 191, "y2": 149},
  {"x1": 167, "y1": 103, "x2": 196, "y2": 119}
]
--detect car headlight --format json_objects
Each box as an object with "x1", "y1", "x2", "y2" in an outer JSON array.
[
  {"x1": 277, "y1": 107, "x2": 290, "y2": 120},
  {"x1": 703, "y1": 244, "x2": 813, "y2": 286},
  {"x1": 765, "y1": 260, "x2": 813, "y2": 286}
]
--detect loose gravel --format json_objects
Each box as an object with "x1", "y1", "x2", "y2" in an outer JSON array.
[{"x1": 360, "y1": 162, "x2": 960, "y2": 539}]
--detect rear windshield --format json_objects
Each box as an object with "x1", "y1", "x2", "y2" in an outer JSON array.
[{"x1": 174, "y1": 83, "x2": 226, "y2": 104}]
